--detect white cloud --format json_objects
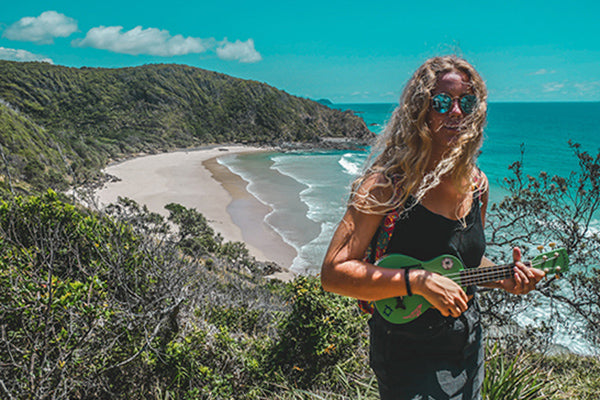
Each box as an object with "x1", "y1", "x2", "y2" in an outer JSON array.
[
  {"x1": 543, "y1": 82, "x2": 565, "y2": 92},
  {"x1": 73, "y1": 24, "x2": 261, "y2": 63},
  {"x1": 3, "y1": 11, "x2": 78, "y2": 44},
  {"x1": 531, "y1": 69, "x2": 556, "y2": 76},
  {"x1": 574, "y1": 82, "x2": 600, "y2": 95},
  {"x1": 74, "y1": 25, "x2": 214, "y2": 57},
  {"x1": 0, "y1": 47, "x2": 53, "y2": 63},
  {"x1": 216, "y1": 39, "x2": 262, "y2": 63}
]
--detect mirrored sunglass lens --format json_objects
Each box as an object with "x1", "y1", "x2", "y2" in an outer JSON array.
[
  {"x1": 460, "y1": 95, "x2": 477, "y2": 114},
  {"x1": 432, "y1": 94, "x2": 451, "y2": 113}
]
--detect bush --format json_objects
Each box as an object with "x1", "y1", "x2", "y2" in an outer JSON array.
[
  {"x1": 482, "y1": 344, "x2": 556, "y2": 400},
  {"x1": 0, "y1": 191, "x2": 189, "y2": 398},
  {"x1": 269, "y1": 275, "x2": 369, "y2": 388}
]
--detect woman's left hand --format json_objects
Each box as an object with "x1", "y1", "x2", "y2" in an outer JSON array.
[{"x1": 497, "y1": 247, "x2": 546, "y2": 295}]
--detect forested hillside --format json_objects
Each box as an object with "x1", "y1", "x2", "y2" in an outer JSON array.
[
  {"x1": 0, "y1": 101, "x2": 70, "y2": 192},
  {"x1": 0, "y1": 60, "x2": 372, "y2": 194}
]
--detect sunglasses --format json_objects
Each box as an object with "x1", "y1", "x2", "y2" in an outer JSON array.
[{"x1": 431, "y1": 93, "x2": 477, "y2": 115}]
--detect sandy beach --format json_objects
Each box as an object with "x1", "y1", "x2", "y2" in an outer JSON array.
[{"x1": 94, "y1": 146, "x2": 297, "y2": 275}]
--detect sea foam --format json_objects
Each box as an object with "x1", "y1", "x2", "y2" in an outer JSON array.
[
  {"x1": 339, "y1": 152, "x2": 364, "y2": 176},
  {"x1": 269, "y1": 151, "x2": 361, "y2": 274}
]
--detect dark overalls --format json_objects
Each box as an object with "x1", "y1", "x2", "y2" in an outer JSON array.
[{"x1": 369, "y1": 195, "x2": 486, "y2": 400}]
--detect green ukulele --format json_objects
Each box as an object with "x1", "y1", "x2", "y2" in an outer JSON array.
[{"x1": 374, "y1": 248, "x2": 569, "y2": 324}]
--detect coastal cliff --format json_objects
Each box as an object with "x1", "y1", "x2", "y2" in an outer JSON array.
[{"x1": 0, "y1": 60, "x2": 373, "y2": 193}]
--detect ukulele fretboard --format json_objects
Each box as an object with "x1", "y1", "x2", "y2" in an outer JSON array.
[{"x1": 459, "y1": 264, "x2": 514, "y2": 286}]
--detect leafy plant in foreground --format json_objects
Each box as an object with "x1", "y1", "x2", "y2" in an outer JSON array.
[
  {"x1": 482, "y1": 344, "x2": 556, "y2": 400},
  {"x1": 269, "y1": 275, "x2": 369, "y2": 388}
]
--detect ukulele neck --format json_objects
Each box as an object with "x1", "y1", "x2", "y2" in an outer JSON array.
[{"x1": 460, "y1": 263, "x2": 515, "y2": 286}]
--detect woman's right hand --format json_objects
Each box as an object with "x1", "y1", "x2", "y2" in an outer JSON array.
[{"x1": 411, "y1": 270, "x2": 469, "y2": 318}]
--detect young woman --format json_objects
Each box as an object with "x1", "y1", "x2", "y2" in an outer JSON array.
[{"x1": 321, "y1": 56, "x2": 545, "y2": 399}]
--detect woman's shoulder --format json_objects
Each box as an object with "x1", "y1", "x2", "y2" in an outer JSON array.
[
  {"x1": 352, "y1": 172, "x2": 402, "y2": 214},
  {"x1": 366, "y1": 171, "x2": 407, "y2": 196},
  {"x1": 362, "y1": 171, "x2": 395, "y2": 186}
]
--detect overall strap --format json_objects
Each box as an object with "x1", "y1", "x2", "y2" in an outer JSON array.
[{"x1": 357, "y1": 209, "x2": 401, "y2": 314}]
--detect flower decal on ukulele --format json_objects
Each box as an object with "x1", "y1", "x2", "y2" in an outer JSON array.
[
  {"x1": 403, "y1": 304, "x2": 422, "y2": 319},
  {"x1": 442, "y1": 257, "x2": 454, "y2": 270}
]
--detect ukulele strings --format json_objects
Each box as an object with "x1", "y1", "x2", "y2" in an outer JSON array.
[
  {"x1": 439, "y1": 256, "x2": 558, "y2": 284},
  {"x1": 444, "y1": 258, "x2": 555, "y2": 284}
]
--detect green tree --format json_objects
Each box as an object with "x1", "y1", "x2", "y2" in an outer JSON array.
[
  {"x1": 483, "y1": 142, "x2": 600, "y2": 352},
  {"x1": 165, "y1": 202, "x2": 221, "y2": 256}
]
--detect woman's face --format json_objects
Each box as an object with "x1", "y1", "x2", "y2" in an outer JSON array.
[{"x1": 427, "y1": 70, "x2": 474, "y2": 153}]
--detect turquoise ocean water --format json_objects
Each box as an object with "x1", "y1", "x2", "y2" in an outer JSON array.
[{"x1": 218, "y1": 102, "x2": 600, "y2": 353}]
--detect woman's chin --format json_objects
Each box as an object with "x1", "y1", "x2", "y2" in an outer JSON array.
[{"x1": 436, "y1": 129, "x2": 461, "y2": 148}]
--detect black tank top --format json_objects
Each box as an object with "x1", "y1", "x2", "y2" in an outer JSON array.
[{"x1": 387, "y1": 193, "x2": 486, "y2": 270}]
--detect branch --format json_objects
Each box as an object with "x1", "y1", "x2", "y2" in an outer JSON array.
[
  {"x1": 101, "y1": 298, "x2": 183, "y2": 372},
  {"x1": 0, "y1": 378, "x2": 15, "y2": 400}
]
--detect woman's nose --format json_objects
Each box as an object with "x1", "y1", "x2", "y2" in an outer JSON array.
[{"x1": 448, "y1": 99, "x2": 463, "y2": 116}]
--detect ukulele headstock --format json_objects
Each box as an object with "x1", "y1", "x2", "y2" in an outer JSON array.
[{"x1": 533, "y1": 243, "x2": 569, "y2": 277}]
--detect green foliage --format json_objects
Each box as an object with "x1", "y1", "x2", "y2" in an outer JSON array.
[
  {"x1": 487, "y1": 141, "x2": 600, "y2": 264},
  {"x1": 206, "y1": 304, "x2": 264, "y2": 334},
  {"x1": 165, "y1": 202, "x2": 221, "y2": 256},
  {"x1": 0, "y1": 193, "x2": 296, "y2": 399},
  {"x1": 0, "y1": 191, "x2": 190, "y2": 398},
  {"x1": 540, "y1": 353, "x2": 600, "y2": 400},
  {"x1": 254, "y1": 364, "x2": 380, "y2": 400},
  {"x1": 482, "y1": 344, "x2": 556, "y2": 400},
  {"x1": 269, "y1": 275, "x2": 369, "y2": 388},
  {"x1": 484, "y1": 142, "x2": 600, "y2": 353},
  {"x1": 157, "y1": 325, "x2": 246, "y2": 399},
  {"x1": 0, "y1": 102, "x2": 70, "y2": 195},
  {"x1": 218, "y1": 240, "x2": 251, "y2": 261}
]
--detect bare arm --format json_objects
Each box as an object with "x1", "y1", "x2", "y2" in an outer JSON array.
[{"x1": 320, "y1": 205, "x2": 406, "y2": 301}]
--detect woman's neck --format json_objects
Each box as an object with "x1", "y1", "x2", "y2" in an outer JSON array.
[{"x1": 420, "y1": 178, "x2": 473, "y2": 221}]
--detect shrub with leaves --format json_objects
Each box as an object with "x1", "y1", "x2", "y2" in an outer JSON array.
[
  {"x1": 482, "y1": 344, "x2": 556, "y2": 400},
  {"x1": 269, "y1": 275, "x2": 369, "y2": 388},
  {"x1": 0, "y1": 191, "x2": 190, "y2": 398},
  {"x1": 165, "y1": 202, "x2": 221, "y2": 256}
]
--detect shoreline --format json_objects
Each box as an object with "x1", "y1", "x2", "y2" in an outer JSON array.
[
  {"x1": 93, "y1": 145, "x2": 297, "y2": 279},
  {"x1": 203, "y1": 156, "x2": 298, "y2": 278}
]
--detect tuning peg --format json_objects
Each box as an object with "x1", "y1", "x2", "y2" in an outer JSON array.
[
  {"x1": 549, "y1": 242, "x2": 556, "y2": 249},
  {"x1": 544, "y1": 268, "x2": 550, "y2": 273},
  {"x1": 537, "y1": 245, "x2": 545, "y2": 252},
  {"x1": 555, "y1": 265, "x2": 562, "y2": 273}
]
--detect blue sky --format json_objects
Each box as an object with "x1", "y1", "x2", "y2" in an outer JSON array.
[{"x1": 1, "y1": 1, "x2": 599, "y2": 103}]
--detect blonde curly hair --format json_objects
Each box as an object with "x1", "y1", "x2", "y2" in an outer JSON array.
[{"x1": 350, "y1": 55, "x2": 488, "y2": 215}]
